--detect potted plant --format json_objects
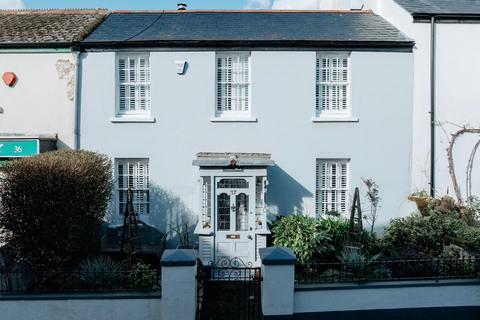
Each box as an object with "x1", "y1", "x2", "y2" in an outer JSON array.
[{"x1": 408, "y1": 191, "x2": 431, "y2": 216}]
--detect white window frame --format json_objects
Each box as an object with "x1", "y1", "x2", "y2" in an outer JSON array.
[
  {"x1": 115, "y1": 158, "x2": 150, "y2": 217},
  {"x1": 314, "y1": 52, "x2": 353, "y2": 120},
  {"x1": 214, "y1": 52, "x2": 253, "y2": 121},
  {"x1": 316, "y1": 159, "x2": 350, "y2": 216},
  {"x1": 115, "y1": 53, "x2": 151, "y2": 118}
]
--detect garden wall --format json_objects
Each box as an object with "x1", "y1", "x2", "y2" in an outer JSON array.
[
  {"x1": 0, "y1": 294, "x2": 162, "y2": 320},
  {"x1": 294, "y1": 280, "x2": 480, "y2": 320}
]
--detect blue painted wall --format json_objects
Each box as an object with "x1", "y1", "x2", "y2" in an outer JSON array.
[{"x1": 79, "y1": 49, "x2": 414, "y2": 240}]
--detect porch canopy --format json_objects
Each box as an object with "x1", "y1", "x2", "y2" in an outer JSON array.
[{"x1": 192, "y1": 152, "x2": 275, "y2": 168}]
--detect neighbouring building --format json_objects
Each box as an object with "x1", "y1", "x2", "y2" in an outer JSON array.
[
  {"x1": 79, "y1": 9, "x2": 414, "y2": 265},
  {"x1": 0, "y1": 9, "x2": 106, "y2": 163},
  {"x1": 314, "y1": 0, "x2": 480, "y2": 201},
  {"x1": 365, "y1": 0, "x2": 480, "y2": 201}
]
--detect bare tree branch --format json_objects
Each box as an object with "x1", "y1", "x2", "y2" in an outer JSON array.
[{"x1": 446, "y1": 127, "x2": 480, "y2": 204}]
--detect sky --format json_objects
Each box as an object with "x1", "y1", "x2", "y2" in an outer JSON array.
[{"x1": 0, "y1": 0, "x2": 329, "y2": 10}]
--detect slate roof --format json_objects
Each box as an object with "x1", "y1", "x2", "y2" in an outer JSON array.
[
  {"x1": 394, "y1": 0, "x2": 480, "y2": 15},
  {"x1": 0, "y1": 9, "x2": 107, "y2": 48},
  {"x1": 83, "y1": 10, "x2": 413, "y2": 48}
]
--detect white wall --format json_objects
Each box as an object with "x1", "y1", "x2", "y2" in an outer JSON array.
[
  {"x1": 294, "y1": 282, "x2": 480, "y2": 314},
  {"x1": 435, "y1": 24, "x2": 480, "y2": 199},
  {"x1": 0, "y1": 296, "x2": 162, "y2": 320},
  {"x1": 80, "y1": 49, "x2": 413, "y2": 236},
  {"x1": 0, "y1": 52, "x2": 77, "y2": 149}
]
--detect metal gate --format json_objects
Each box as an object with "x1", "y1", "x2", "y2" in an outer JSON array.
[{"x1": 197, "y1": 258, "x2": 262, "y2": 320}]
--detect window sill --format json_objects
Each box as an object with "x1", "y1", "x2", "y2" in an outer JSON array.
[
  {"x1": 110, "y1": 117, "x2": 156, "y2": 123},
  {"x1": 311, "y1": 116, "x2": 359, "y2": 123},
  {"x1": 210, "y1": 116, "x2": 258, "y2": 123}
]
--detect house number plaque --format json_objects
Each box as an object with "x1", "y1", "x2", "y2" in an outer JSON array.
[
  {"x1": 226, "y1": 234, "x2": 240, "y2": 240},
  {"x1": 0, "y1": 140, "x2": 39, "y2": 158}
]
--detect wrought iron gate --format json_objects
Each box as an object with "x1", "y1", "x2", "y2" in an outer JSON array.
[{"x1": 197, "y1": 258, "x2": 262, "y2": 320}]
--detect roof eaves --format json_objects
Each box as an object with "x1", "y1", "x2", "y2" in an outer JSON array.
[
  {"x1": 412, "y1": 12, "x2": 480, "y2": 22},
  {"x1": 81, "y1": 39, "x2": 415, "y2": 51},
  {"x1": 0, "y1": 42, "x2": 74, "y2": 49}
]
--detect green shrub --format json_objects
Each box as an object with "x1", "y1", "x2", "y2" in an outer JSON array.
[
  {"x1": 337, "y1": 247, "x2": 383, "y2": 280},
  {"x1": 272, "y1": 215, "x2": 332, "y2": 265},
  {"x1": 317, "y1": 217, "x2": 381, "y2": 260},
  {"x1": 437, "y1": 245, "x2": 476, "y2": 276},
  {"x1": 458, "y1": 226, "x2": 480, "y2": 255},
  {"x1": 0, "y1": 150, "x2": 113, "y2": 270},
  {"x1": 127, "y1": 262, "x2": 159, "y2": 290},
  {"x1": 77, "y1": 256, "x2": 128, "y2": 289},
  {"x1": 437, "y1": 245, "x2": 462, "y2": 260},
  {"x1": 465, "y1": 196, "x2": 480, "y2": 224},
  {"x1": 361, "y1": 231, "x2": 383, "y2": 258},
  {"x1": 318, "y1": 217, "x2": 349, "y2": 254},
  {"x1": 382, "y1": 211, "x2": 468, "y2": 258}
]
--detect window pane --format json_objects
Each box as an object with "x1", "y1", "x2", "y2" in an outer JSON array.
[
  {"x1": 236, "y1": 193, "x2": 249, "y2": 231},
  {"x1": 316, "y1": 159, "x2": 349, "y2": 216},
  {"x1": 216, "y1": 53, "x2": 250, "y2": 115},
  {"x1": 116, "y1": 160, "x2": 150, "y2": 216},
  {"x1": 316, "y1": 54, "x2": 349, "y2": 116},
  {"x1": 201, "y1": 177, "x2": 212, "y2": 226},
  {"x1": 217, "y1": 178, "x2": 249, "y2": 189},
  {"x1": 217, "y1": 193, "x2": 231, "y2": 231},
  {"x1": 117, "y1": 54, "x2": 151, "y2": 115}
]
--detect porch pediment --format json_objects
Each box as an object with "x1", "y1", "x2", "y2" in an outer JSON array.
[{"x1": 192, "y1": 152, "x2": 275, "y2": 168}]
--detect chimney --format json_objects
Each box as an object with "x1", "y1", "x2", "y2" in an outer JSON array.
[{"x1": 177, "y1": 3, "x2": 187, "y2": 10}]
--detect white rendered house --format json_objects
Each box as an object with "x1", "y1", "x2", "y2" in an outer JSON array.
[
  {"x1": 0, "y1": 9, "x2": 106, "y2": 161},
  {"x1": 79, "y1": 10, "x2": 414, "y2": 265}
]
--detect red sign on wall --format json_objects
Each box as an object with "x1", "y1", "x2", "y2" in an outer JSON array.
[{"x1": 2, "y1": 72, "x2": 17, "y2": 87}]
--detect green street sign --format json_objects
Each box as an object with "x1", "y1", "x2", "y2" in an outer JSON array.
[{"x1": 0, "y1": 140, "x2": 39, "y2": 158}]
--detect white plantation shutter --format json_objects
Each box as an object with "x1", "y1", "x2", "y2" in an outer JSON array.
[
  {"x1": 316, "y1": 159, "x2": 349, "y2": 216},
  {"x1": 216, "y1": 52, "x2": 250, "y2": 115},
  {"x1": 117, "y1": 54, "x2": 151, "y2": 115},
  {"x1": 116, "y1": 159, "x2": 150, "y2": 216},
  {"x1": 316, "y1": 53, "x2": 349, "y2": 116}
]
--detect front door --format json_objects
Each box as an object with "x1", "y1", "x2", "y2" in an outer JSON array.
[{"x1": 214, "y1": 177, "x2": 255, "y2": 264}]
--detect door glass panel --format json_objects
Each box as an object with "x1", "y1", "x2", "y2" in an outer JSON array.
[
  {"x1": 217, "y1": 193, "x2": 231, "y2": 231},
  {"x1": 217, "y1": 178, "x2": 249, "y2": 189},
  {"x1": 236, "y1": 193, "x2": 249, "y2": 231}
]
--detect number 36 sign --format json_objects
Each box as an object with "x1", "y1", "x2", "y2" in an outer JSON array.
[{"x1": 0, "y1": 140, "x2": 39, "y2": 158}]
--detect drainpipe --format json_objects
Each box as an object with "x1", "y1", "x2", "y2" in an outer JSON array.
[
  {"x1": 430, "y1": 16, "x2": 436, "y2": 197},
  {"x1": 73, "y1": 48, "x2": 81, "y2": 150}
]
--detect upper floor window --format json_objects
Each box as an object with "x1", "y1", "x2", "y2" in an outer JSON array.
[
  {"x1": 316, "y1": 159, "x2": 350, "y2": 216},
  {"x1": 115, "y1": 159, "x2": 150, "y2": 216},
  {"x1": 216, "y1": 52, "x2": 251, "y2": 118},
  {"x1": 316, "y1": 53, "x2": 350, "y2": 117},
  {"x1": 117, "y1": 54, "x2": 151, "y2": 117}
]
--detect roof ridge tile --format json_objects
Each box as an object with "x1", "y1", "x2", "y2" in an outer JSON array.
[{"x1": 0, "y1": 9, "x2": 108, "y2": 15}]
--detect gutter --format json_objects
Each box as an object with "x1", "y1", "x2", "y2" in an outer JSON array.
[
  {"x1": 413, "y1": 13, "x2": 480, "y2": 23},
  {"x1": 0, "y1": 48, "x2": 72, "y2": 53},
  {"x1": 430, "y1": 16, "x2": 436, "y2": 197},
  {"x1": 80, "y1": 40, "x2": 415, "y2": 51},
  {"x1": 72, "y1": 47, "x2": 82, "y2": 150}
]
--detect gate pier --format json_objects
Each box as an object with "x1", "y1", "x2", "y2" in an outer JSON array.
[
  {"x1": 260, "y1": 247, "x2": 297, "y2": 319},
  {"x1": 161, "y1": 249, "x2": 198, "y2": 320}
]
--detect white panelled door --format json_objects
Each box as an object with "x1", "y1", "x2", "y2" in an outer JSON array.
[{"x1": 214, "y1": 177, "x2": 255, "y2": 264}]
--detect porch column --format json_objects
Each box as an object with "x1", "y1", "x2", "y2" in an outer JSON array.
[
  {"x1": 260, "y1": 247, "x2": 297, "y2": 319},
  {"x1": 160, "y1": 249, "x2": 197, "y2": 320}
]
